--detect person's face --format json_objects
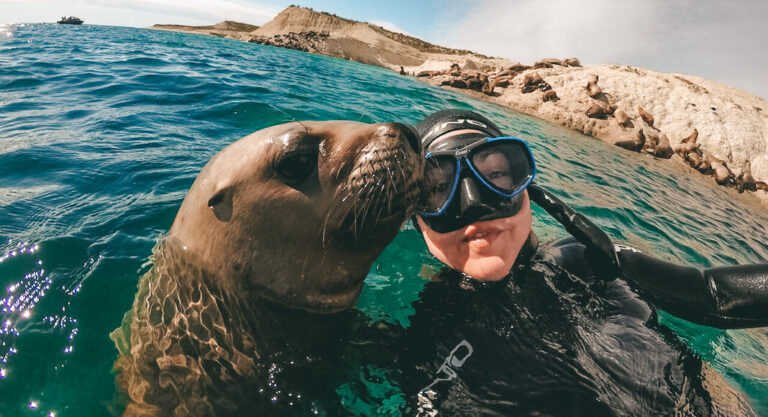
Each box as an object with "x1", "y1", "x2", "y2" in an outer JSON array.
[{"x1": 417, "y1": 190, "x2": 533, "y2": 281}]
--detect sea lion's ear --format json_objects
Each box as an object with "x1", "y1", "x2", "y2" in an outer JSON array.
[{"x1": 208, "y1": 187, "x2": 234, "y2": 222}]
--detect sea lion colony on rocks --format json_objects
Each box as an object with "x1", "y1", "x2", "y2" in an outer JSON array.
[
  {"x1": 414, "y1": 60, "x2": 766, "y2": 197},
  {"x1": 111, "y1": 121, "x2": 423, "y2": 416}
]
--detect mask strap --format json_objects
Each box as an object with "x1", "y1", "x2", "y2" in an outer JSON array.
[{"x1": 527, "y1": 183, "x2": 620, "y2": 280}]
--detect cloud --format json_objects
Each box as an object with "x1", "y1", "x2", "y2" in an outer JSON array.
[
  {"x1": 368, "y1": 19, "x2": 413, "y2": 36},
  {"x1": 102, "y1": 0, "x2": 277, "y2": 22},
  {"x1": 429, "y1": 0, "x2": 768, "y2": 99},
  {"x1": 431, "y1": 0, "x2": 659, "y2": 64}
]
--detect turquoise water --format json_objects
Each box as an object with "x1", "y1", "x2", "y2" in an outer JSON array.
[{"x1": 0, "y1": 23, "x2": 766, "y2": 416}]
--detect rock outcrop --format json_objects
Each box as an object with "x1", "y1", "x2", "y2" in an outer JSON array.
[{"x1": 414, "y1": 63, "x2": 768, "y2": 202}]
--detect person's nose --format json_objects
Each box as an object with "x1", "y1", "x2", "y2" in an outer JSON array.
[{"x1": 459, "y1": 176, "x2": 494, "y2": 217}]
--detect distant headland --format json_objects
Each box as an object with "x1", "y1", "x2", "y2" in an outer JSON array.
[{"x1": 151, "y1": 6, "x2": 768, "y2": 206}]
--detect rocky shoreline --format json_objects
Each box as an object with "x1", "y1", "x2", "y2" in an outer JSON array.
[
  {"x1": 149, "y1": 6, "x2": 768, "y2": 206},
  {"x1": 408, "y1": 60, "x2": 768, "y2": 201}
]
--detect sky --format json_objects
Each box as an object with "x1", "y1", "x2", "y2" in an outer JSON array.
[{"x1": 2, "y1": 0, "x2": 767, "y2": 99}]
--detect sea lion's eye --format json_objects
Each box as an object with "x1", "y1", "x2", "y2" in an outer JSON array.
[{"x1": 276, "y1": 153, "x2": 316, "y2": 183}]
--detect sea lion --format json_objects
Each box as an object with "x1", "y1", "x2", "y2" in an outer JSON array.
[
  {"x1": 542, "y1": 89, "x2": 558, "y2": 102},
  {"x1": 522, "y1": 72, "x2": 546, "y2": 93},
  {"x1": 563, "y1": 57, "x2": 581, "y2": 67},
  {"x1": 698, "y1": 154, "x2": 713, "y2": 174},
  {"x1": 653, "y1": 133, "x2": 673, "y2": 159},
  {"x1": 682, "y1": 128, "x2": 698, "y2": 144},
  {"x1": 482, "y1": 82, "x2": 494, "y2": 95},
  {"x1": 738, "y1": 161, "x2": 757, "y2": 192},
  {"x1": 637, "y1": 106, "x2": 654, "y2": 126},
  {"x1": 111, "y1": 121, "x2": 423, "y2": 416},
  {"x1": 710, "y1": 157, "x2": 732, "y2": 185},
  {"x1": 493, "y1": 76, "x2": 511, "y2": 88},
  {"x1": 687, "y1": 151, "x2": 702, "y2": 168},
  {"x1": 684, "y1": 140, "x2": 700, "y2": 153},
  {"x1": 644, "y1": 132, "x2": 659, "y2": 151},
  {"x1": 450, "y1": 78, "x2": 467, "y2": 89},
  {"x1": 614, "y1": 109, "x2": 630, "y2": 126},
  {"x1": 586, "y1": 75, "x2": 602, "y2": 98},
  {"x1": 586, "y1": 103, "x2": 608, "y2": 119},
  {"x1": 467, "y1": 78, "x2": 484, "y2": 91},
  {"x1": 614, "y1": 128, "x2": 645, "y2": 152},
  {"x1": 675, "y1": 128, "x2": 699, "y2": 156}
]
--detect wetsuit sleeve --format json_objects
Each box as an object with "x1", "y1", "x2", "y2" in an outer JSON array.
[{"x1": 615, "y1": 246, "x2": 768, "y2": 329}]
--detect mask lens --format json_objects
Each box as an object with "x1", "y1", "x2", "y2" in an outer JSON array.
[
  {"x1": 470, "y1": 141, "x2": 533, "y2": 194},
  {"x1": 418, "y1": 155, "x2": 457, "y2": 213}
]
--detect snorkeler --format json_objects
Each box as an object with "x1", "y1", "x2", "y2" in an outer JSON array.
[{"x1": 404, "y1": 109, "x2": 768, "y2": 416}]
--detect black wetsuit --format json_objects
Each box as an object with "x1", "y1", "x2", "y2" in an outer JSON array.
[{"x1": 402, "y1": 236, "x2": 768, "y2": 417}]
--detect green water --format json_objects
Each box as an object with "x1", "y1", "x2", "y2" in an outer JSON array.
[{"x1": 0, "y1": 23, "x2": 766, "y2": 416}]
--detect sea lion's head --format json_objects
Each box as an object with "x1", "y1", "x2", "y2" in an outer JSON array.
[{"x1": 168, "y1": 121, "x2": 422, "y2": 313}]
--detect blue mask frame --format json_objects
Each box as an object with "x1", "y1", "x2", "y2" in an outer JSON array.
[{"x1": 418, "y1": 136, "x2": 537, "y2": 216}]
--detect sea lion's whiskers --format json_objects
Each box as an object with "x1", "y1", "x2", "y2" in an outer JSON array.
[
  {"x1": 355, "y1": 182, "x2": 380, "y2": 237},
  {"x1": 367, "y1": 176, "x2": 391, "y2": 228},
  {"x1": 383, "y1": 155, "x2": 400, "y2": 215},
  {"x1": 373, "y1": 189, "x2": 389, "y2": 226},
  {"x1": 321, "y1": 187, "x2": 354, "y2": 247},
  {"x1": 266, "y1": 103, "x2": 309, "y2": 133},
  {"x1": 356, "y1": 182, "x2": 377, "y2": 240},
  {"x1": 300, "y1": 247, "x2": 313, "y2": 282}
]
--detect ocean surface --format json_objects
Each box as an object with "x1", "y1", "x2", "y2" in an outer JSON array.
[{"x1": 0, "y1": 23, "x2": 766, "y2": 416}]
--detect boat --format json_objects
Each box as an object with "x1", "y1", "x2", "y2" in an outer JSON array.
[{"x1": 57, "y1": 16, "x2": 84, "y2": 25}]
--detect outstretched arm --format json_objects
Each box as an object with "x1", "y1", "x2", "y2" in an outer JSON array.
[
  {"x1": 528, "y1": 183, "x2": 767, "y2": 329},
  {"x1": 615, "y1": 246, "x2": 768, "y2": 329}
]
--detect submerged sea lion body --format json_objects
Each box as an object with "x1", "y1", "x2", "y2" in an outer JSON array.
[{"x1": 111, "y1": 121, "x2": 422, "y2": 416}]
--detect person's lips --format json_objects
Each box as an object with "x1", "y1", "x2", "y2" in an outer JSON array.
[
  {"x1": 461, "y1": 232, "x2": 489, "y2": 243},
  {"x1": 461, "y1": 224, "x2": 500, "y2": 247}
]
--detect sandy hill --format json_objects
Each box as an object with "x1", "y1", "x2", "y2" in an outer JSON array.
[
  {"x1": 151, "y1": 21, "x2": 259, "y2": 38},
  {"x1": 254, "y1": 6, "x2": 478, "y2": 56}
]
